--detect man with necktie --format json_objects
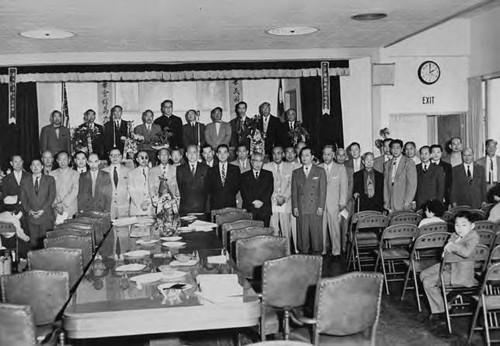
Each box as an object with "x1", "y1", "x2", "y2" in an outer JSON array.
[
  {"x1": 103, "y1": 105, "x2": 129, "y2": 154},
  {"x1": 134, "y1": 109, "x2": 163, "y2": 165},
  {"x1": 353, "y1": 152, "x2": 384, "y2": 212},
  {"x1": 229, "y1": 101, "x2": 253, "y2": 149},
  {"x1": 103, "y1": 149, "x2": 131, "y2": 219},
  {"x1": 207, "y1": 144, "x2": 240, "y2": 210},
  {"x1": 415, "y1": 146, "x2": 444, "y2": 209},
  {"x1": 476, "y1": 139, "x2": 500, "y2": 197},
  {"x1": 149, "y1": 148, "x2": 179, "y2": 206},
  {"x1": 182, "y1": 109, "x2": 206, "y2": 149},
  {"x1": 205, "y1": 107, "x2": 232, "y2": 149},
  {"x1": 451, "y1": 147, "x2": 486, "y2": 208},
  {"x1": 77, "y1": 109, "x2": 105, "y2": 158},
  {"x1": 154, "y1": 100, "x2": 184, "y2": 150},
  {"x1": 256, "y1": 102, "x2": 281, "y2": 157},
  {"x1": 127, "y1": 151, "x2": 154, "y2": 216},
  {"x1": 39, "y1": 110, "x2": 71, "y2": 156},
  {"x1": 77, "y1": 153, "x2": 112, "y2": 213}
]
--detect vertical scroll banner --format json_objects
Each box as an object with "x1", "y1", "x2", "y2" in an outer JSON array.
[
  {"x1": 98, "y1": 81, "x2": 114, "y2": 124},
  {"x1": 229, "y1": 80, "x2": 243, "y2": 119},
  {"x1": 320, "y1": 61, "x2": 331, "y2": 115},
  {"x1": 8, "y1": 67, "x2": 17, "y2": 124}
]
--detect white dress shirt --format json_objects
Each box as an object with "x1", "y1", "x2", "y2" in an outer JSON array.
[
  {"x1": 391, "y1": 155, "x2": 402, "y2": 183},
  {"x1": 13, "y1": 170, "x2": 22, "y2": 185},
  {"x1": 486, "y1": 155, "x2": 498, "y2": 184}
]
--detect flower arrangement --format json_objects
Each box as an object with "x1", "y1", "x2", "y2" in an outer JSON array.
[
  {"x1": 122, "y1": 121, "x2": 141, "y2": 159},
  {"x1": 71, "y1": 125, "x2": 102, "y2": 155},
  {"x1": 288, "y1": 122, "x2": 310, "y2": 146},
  {"x1": 153, "y1": 176, "x2": 179, "y2": 218},
  {"x1": 151, "y1": 127, "x2": 173, "y2": 151},
  {"x1": 248, "y1": 128, "x2": 265, "y2": 157},
  {"x1": 374, "y1": 127, "x2": 391, "y2": 152}
]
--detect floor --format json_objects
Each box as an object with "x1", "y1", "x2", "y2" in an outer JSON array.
[{"x1": 70, "y1": 256, "x2": 489, "y2": 346}]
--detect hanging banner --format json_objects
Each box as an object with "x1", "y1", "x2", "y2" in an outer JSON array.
[
  {"x1": 97, "y1": 81, "x2": 114, "y2": 124},
  {"x1": 320, "y1": 61, "x2": 330, "y2": 115},
  {"x1": 229, "y1": 79, "x2": 243, "y2": 119},
  {"x1": 8, "y1": 67, "x2": 17, "y2": 124}
]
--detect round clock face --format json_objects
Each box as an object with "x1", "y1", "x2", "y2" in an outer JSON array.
[{"x1": 418, "y1": 61, "x2": 440, "y2": 85}]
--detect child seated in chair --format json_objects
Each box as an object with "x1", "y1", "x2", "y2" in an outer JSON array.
[
  {"x1": 418, "y1": 199, "x2": 446, "y2": 227},
  {"x1": 420, "y1": 210, "x2": 479, "y2": 320}
]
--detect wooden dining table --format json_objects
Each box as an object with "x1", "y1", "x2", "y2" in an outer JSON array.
[{"x1": 63, "y1": 221, "x2": 260, "y2": 339}]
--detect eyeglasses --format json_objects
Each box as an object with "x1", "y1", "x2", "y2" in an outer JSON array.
[{"x1": 138, "y1": 156, "x2": 149, "y2": 160}]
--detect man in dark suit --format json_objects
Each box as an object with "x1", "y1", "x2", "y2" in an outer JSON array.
[
  {"x1": 291, "y1": 147, "x2": 327, "y2": 254},
  {"x1": 154, "y1": 100, "x2": 183, "y2": 149},
  {"x1": 176, "y1": 145, "x2": 210, "y2": 218},
  {"x1": 1, "y1": 155, "x2": 29, "y2": 213},
  {"x1": 240, "y1": 152, "x2": 273, "y2": 226},
  {"x1": 279, "y1": 108, "x2": 308, "y2": 149},
  {"x1": 229, "y1": 101, "x2": 253, "y2": 149},
  {"x1": 20, "y1": 159, "x2": 56, "y2": 249},
  {"x1": 74, "y1": 151, "x2": 90, "y2": 174},
  {"x1": 77, "y1": 153, "x2": 112, "y2": 213},
  {"x1": 451, "y1": 148, "x2": 486, "y2": 209},
  {"x1": 77, "y1": 109, "x2": 105, "y2": 158},
  {"x1": 207, "y1": 144, "x2": 240, "y2": 210},
  {"x1": 201, "y1": 144, "x2": 218, "y2": 168},
  {"x1": 39, "y1": 110, "x2": 71, "y2": 155},
  {"x1": 134, "y1": 109, "x2": 163, "y2": 164},
  {"x1": 182, "y1": 109, "x2": 206, "y2": 149},
  {"x1": 103, "y1": 105, "x2": 129, "y2": 154},
  {"x1": 431, "y1": 144, "x2": 453, "y2": 208},
  {"x1": 415, "y1": 146, "x2": 445, "y2": 209},
  {"x1": 353, "y1": 152, "x2": 384, "y2": 212},
  {"x1": 256, "y1": 102, "x2": 281, "y2": 156}
]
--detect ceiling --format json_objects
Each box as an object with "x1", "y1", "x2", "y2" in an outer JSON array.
[{"x1": 0, "y1": 0, "x2": 495, "y2": 65}]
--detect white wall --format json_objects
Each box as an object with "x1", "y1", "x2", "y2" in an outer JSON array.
[
  {"x1": 470, "y1": 5, "x2": 500, "y2": 77},
  {"x1": 241, "y1": 79, "x2": 279, "y2": 118}
]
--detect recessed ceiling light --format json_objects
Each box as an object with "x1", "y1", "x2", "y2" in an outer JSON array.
[
  {"x1": 351, "y1": 13, "x2": 387, "y2": 21},
  {"x1": 20, "y1": 29, "x2": 74, "y2": 39},
  {"x1": 266, "y1": 26, "x2": 319, "y2": 36}
]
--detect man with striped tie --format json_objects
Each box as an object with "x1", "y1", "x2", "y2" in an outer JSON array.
[
  {"x1": 451, "y1": 147, "x2": 486, "y2": 209},
  {"x1": 207, "y1": 144, "x2": 240, "y2": 210}
]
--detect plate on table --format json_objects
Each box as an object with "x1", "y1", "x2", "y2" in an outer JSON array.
[
  {"x1": 181, "y1": 215, "x2": 197, "y2": 222},
  {"x1": 135, "y1": 239, "x2": 158, "y2": 245},
  {"x1": 170, "y1": 259, "x2": 199, "y2": 267},
  {"x1": 161, "y1": 270, "x2": 187, "y2": 281},
  {"x1": 123, "y1": 250, "x2": 151, "y2": 258},
  {"x1": 130, "y1": 272, "x2": 165, "y2": 286},
  {"x1": 177, "y1": 226, "x2": 195, "y2": 233},
  {"x1": 115, "y1": 263, "x2": 147, "y2": 272},
  {"x1": 160, "y1": 236, "x2": 182, "y2": 241},
  {"x1": 162, "y1": 241, "x2": 186, "y2": 248}
]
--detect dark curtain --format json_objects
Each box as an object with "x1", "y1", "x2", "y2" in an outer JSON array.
[
  {"x1": 0, "y1": 82, "x2": 38, "y2": 170},
  {"x1": 300, "y1": 76, "x2": 344, "y2": 156}
]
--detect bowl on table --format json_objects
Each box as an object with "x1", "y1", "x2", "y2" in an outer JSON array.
[
  {"x1": 174, "y1": 253, "x2": 192, "y2": 263},
  {"x1": 158, "y1": 264, "x2": 176, "y2": 275}
]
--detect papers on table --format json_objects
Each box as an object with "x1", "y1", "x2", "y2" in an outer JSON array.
[
  {"x1": 123, "y1": 250, "x2": 150, "y2": 258},
  {"x1": 196, "y1": 274, "x2": 243, "y2": 303},
  {"x1": 207, "y1": 255, "x2": 227, "y2": 264},
  {"x1": 189, "y1": 220, "x2": 217, "y2": 232},
  {"x1": 112, "y1": 217, "x2": 137, "y2": 226},
  {"x1": 115, "y1": 263, "x2": 146, "y2": 272}
]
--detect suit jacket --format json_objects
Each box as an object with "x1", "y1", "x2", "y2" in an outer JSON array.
[
  {"x1": 263, "y1": 162, "x2": 294, "y2": 213},
  {"x1": 182, "y1": 122, "x2": 206, "y2": 148},
  {"x1": 230, "y1": 116, "x2": 254, "y2": 148},
  {"x1": 20, "y1": 174, "x2": 56, "y2": 227},
  {"x1": 39, "y1": 124, "x2": 71, "y2": 155},
  {"x1": 373, "y1": 155, "x2": 391, "y2": 174},
  {"x1": 77, "y1": 122, "x2": 105, "y2": 158},
  {"x1": 50, "y1": 168, "x2": 80, "y2": 218},
  {"x1": 318, "y1": 162, "x2": 348, "y2": 213},
  {"x1": 415, "y1": 162, "x2": 444, "y2": 208},
  {"x1": 133, "y1": 123, "x2": 162, "y2": 151},
  {"x1": 103, "y1": 164, "x2": 131, "y2": 218},
  {"x1": 103, "y1": 120, "x2": 129, "y2": 154},
  {"x1": 154, "y1": 114, "x2": 183, "y2": 149},
  {"x1": 279, "y1": 121, "x2": 305, "y2": 148},
  {"x1": 256, "y1": 115, "x2": 281, "y2": 155},
  {"x1": 230, "y1": 159, "x2": 251, "y2": 174},
  {"x1": 291, "y1": 165, "x2": 327, "y2": 215},
  {"x1": 383, "y1": 156, "x2": 417, "y2": 211},
  {"x1": 476, "y1": 155, "x2": 500, "y2": 186},
  {"x1": 207, "y1": 163, "x2": 240, "y2": 210},
  {"x1": 127, "y1": 167, "x2": 153, "y2": 216},
  {"x1": 0, "y1": 171, "x2": 30, "y2": 212},
  {"x1": 345, "y1": 158, "x2": 364, "y2": 174},
  {"x1": 340, "y1": 163, "x2": 355, "y2": 212},
  {"x1": 205, "y1": 122, "x2": 231, "y2": 149},
  {"x1": 353, "y1": 169, "x2": 384, "y2": 212},
  {"x1": 149, "y1": 164, "x2": 180, "y2": 202},
  {"x1": 446, "y1": 230, "x2": 480, "y2": 287},
  {"x1": 176, "y1": 162, "x2": 210, "y2": 215},
  {"x1": 434, "y1": 160, "x2": 453, "y2": 206},
  {"x1": 77, "y1": 170, "x2": 112, "y2": 213},
  {"x1": 240, "y1": 169, "x2": 274, "y2": 218},
  {"x1": 450, "y1": 164, "x2": 486, "y2": 208}
]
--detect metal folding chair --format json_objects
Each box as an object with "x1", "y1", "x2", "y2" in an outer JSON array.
[{"x1": 389, "y1": 212, "x2": 422, "y2": 226}]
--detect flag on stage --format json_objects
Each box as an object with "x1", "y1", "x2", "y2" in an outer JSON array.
[
  {"x1": 61, "y1": 82, "x2": 70, "y2": 127},
  {"x1": 277, "y1": 78, "x2": 285, "y2": 122}
]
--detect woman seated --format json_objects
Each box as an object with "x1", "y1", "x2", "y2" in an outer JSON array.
[{"x1": 418, "y1": 199, "x2": 446, "y2": 227}]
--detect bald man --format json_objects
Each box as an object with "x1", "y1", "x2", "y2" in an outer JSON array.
[{"x1": 450, "y1": 147, "x2": 486, "y2": 208}]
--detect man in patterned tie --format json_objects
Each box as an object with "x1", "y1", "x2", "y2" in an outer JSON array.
[
  {"x1": 149, "y1": 148, "x2": 179, "y2": 206},
  {"x1": 353, "y1": 152, "x2": 384, "y2": 212},
  {"x1": 207, "y1": 144, "x2": 240, "y2": 210}
]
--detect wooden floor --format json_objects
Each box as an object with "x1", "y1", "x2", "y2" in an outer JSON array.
[{"x1": 69, "y1": 255, "x2": 488, "y2": 346}]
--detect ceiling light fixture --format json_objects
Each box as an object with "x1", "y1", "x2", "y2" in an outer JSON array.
[
  {"x1": 20, "y1": 29, "x2": 74, "y2": 39},
  {"x1": 266, "y1": 26, "x2": 319, "y2": 36},
  {"x1": 351, "y1": 13, "x2": 387, "y2": 21}
]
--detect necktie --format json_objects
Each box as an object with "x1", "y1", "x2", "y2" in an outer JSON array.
[
  {"x1": 277, "y1": 164, "x2": 281, "y2": 176},
  {"x1": 490, "y1": 158, "x2": 494, "y2": 184},
  {"x1": 255, "y1": 171, "x2": 259, "y2": 179},
  {"x1": 191, "y1": 164, "x2": 196, "y2": 176},
  {"x1": 367, "y1": 174, "x2": 374, "y2": 198},
  {"x1": 391, "y1": 161, "x2": 397, "y2": 184},
  {"x1": 192, "y1": 122, "x2": 195, "y2": 128},
  {"x1": 305, "y1": 166, "x2": 309, "y2": 177},
  {"x1": 143, "y1": 168, "x2": 147, "y2": 182},
  {"x1": 423, "y1": 164, "x2": 427, "y2": 172},
  {"x1": 92, "y1": 173, "x2": 96, "y2": 197},
  {"x1": 491, "y1": 158, "x2": 494, "y2": 171},
  {"x1": 221, "y1": 164, "x2": 226, "y2": 185},
  {"x1": 467, "y1": 165, "x2": 472, "y2": 184},
  {"x1": 326, "y1": 165, "x2": 330, "y2": 175},
  {"x1": 147, "y1": 124, "x2": 151, "y2": 132},
  {"x1": 115, "y1": 121, "x2": 119, "y2": 129},
  {"x1": 113, "y1": 166, "x2": 119, "y2": 188},
  {"x1": 35, "y1": 177, "x2": 39, "y2": 195},
  {"x1": 289, "y1": 122, "x2": 293, "y2": 131}
]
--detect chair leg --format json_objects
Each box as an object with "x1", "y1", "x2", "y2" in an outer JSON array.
[
  {"x1": 440, "y1": 276, "x2": 452, "y2": 334},
  {"x1": 380, "y1": 254, "x2": 390, "y2": 295},
  {"x1": 355, "y1": 240, "x2": 361, "y2": 271},
  {"x1": 260, "y1": 302, "x2": 266, "y2": 341},
  {"x1": 482, "y1": 296, "x2": 491, "y2": 346},
  {"x1": 283, "y1": 310, "x2": 290, "y2": 340},
  {"x1": 401, "y1": 263, "x2": 412, "y2": 301},
  {"x1": 59, "y1": 330, "x2": 65, "y2": 346},
  {"x1": 412, "y1": 263, "x2": 422, "y2": 312},
  {"x1": 468, "y1": 297, "x2": 482, "y2": 344}
]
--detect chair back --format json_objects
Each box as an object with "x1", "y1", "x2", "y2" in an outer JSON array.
[
  {"x1": 235, "y1": 236, "x2": 289, "y2": 279},
  {"x1": 442, "y1": 211, "x2": 454, "y2": 223},
  {"x1": 417, "y1": 222, "x2": 448, "y2": 236},
  {"x1": 442, "y1": 244, "x2": 490, "y2": 274},
  {"x1": 475, "y1": 220, "x2": 497, "y2": 233},
  {"x1": 413, "y1": 232, "x2": 450, "y2": 250},
  {"x1": 221, "y1": 219, "x2": 265, "y2": 249},
  {"x1": 67, "y1": 216, "x2": 108, "y2": 242},
  {"x1": 313, "y1": 272, "x2": 383, "y2": 344},
  {"x1": 350, "y1": 210, "x2": 382, "y2": 225},
  {"x1": 28, "y1": 247, "x2": 84, "y2": 290},
  {"x1": 0, "y1": 221, "x2": 16, "y2": 236},
  {"x1": 0, "y1": 303, "x2": 36, "y2": 346},
  {"x1": 215, "y1": 211, "x2": 252, "y2": 226},
  {"x1": 481, "y1": 203, "x2": 496, "y2": 218},
  {"x1": 478, "y1": 230, "x2": 495, "y2": 247},
  {"x1": 389, "y1": 212, "x2": 421, "y2": 226},
  {"x1": 0, "y1": 270, "x2": 69, "y2": 326},
  {"x1": 481, "y1": 262, "x2": 500, "y2": 293},
  {"x1": 47, "y1": 228, "x2": 95, "y2": 250},
  {"x1": 229, "y1": 227, "x2": 274, "y2": 255},
  {"x1": 44, "y1": 235, "x2": 93, "y2": 266},
  {"x1": 211, "y1": 207, "x2": 246, "y2": 222},
  {"x1": 356, "y1": 215, "x2": 388, "y2": 231},
  {"x1": 379, "y1": 224, "x2": 418, "y2": 247},
  {"x1": 262, "y1": 255, "x2": 322, "y2": 309}
]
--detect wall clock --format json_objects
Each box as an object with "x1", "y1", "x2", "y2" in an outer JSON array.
[{"x1": 418, "y1": 60, "x2": 440, "y2": 85}]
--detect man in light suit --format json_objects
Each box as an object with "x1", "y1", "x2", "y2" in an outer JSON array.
[
  {"x1": 103, "y1": 105, "x2": 129, "y2": 154},
  {"x1": 415, "y1": 146, "x2": 444, "y2": 209},
  {"x1": 50, "y1": 151, "x2": 80, "y2": 220},
  {"x1": 77, "y1": 109, "x2": 105, "y2": 158},
  {"x1": 207, "y1": 144, "x2": 240, "y2": 210},
  {"x1": 373, "y1": 138, "x2": 393, "y2": 174},
  {"x1": 451, "y1": 148, "x2": 486, "y2": 209},
  {"x1": 476, "y1": 139, "x2": 500, "y2": 194},
  {"x1": 1, "y1": 155, "x2": 29, "y2": 213},
  {"x1": 229, "y1": 101, "x2": 253, "y2": 149},
  {"x1": 103, "y1": 149, "x2": 131, "y2": 219},
  {"x1": 39, "y1": 110, "x2": 71, "y2": 156},
  {"x1": 134, "y1": 109, "x2": 163, "y2": 165},
  {"x1": 149, "y1": 148, "x2": 179, "y2": 207},
  {"x1": 20, "y1": 159, "x2": 56, "y2": 249},
  {"x1": 264, "y1": 146, "x2": 296, "y2": 250},
  {"x1": 127, "y1": 151, "x2": 154, "y2": 216},
  {"x1": 383, "y1": 139, "x2": 417, "y2": 212},
  {"x1": 77, "y1": 153, "x2": 112, "y2": 213},
  {"x1": 182, "y1": 109, "x2": 206, "y2": 149},
  {"x1": 205, "y1": 107, "x2": 232, "y2": 149},
  {"x1": 292, "y1": 147, "x2": 327, "y2": 255},
  {"x1": 256, "y1": 102, "x2": 281, "y2": 156},
  {"x1": 319, "y1": 145, "x2": 348, "y2": 257}
]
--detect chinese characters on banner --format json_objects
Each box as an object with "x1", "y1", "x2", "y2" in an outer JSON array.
[
  {"x1": 8, "y1": 68, "x2": 16, "y2": 124},
  {"x1": 321, "y1": 61, "x2": 331, "y2": 116}
]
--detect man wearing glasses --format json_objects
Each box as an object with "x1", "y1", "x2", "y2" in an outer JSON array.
[
  {"x1": 103, "y1": 149, "x2": 131, "y2": 219},
  {"x1": 128, "y1": 151, "x2": 153, "y2": 216}
]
